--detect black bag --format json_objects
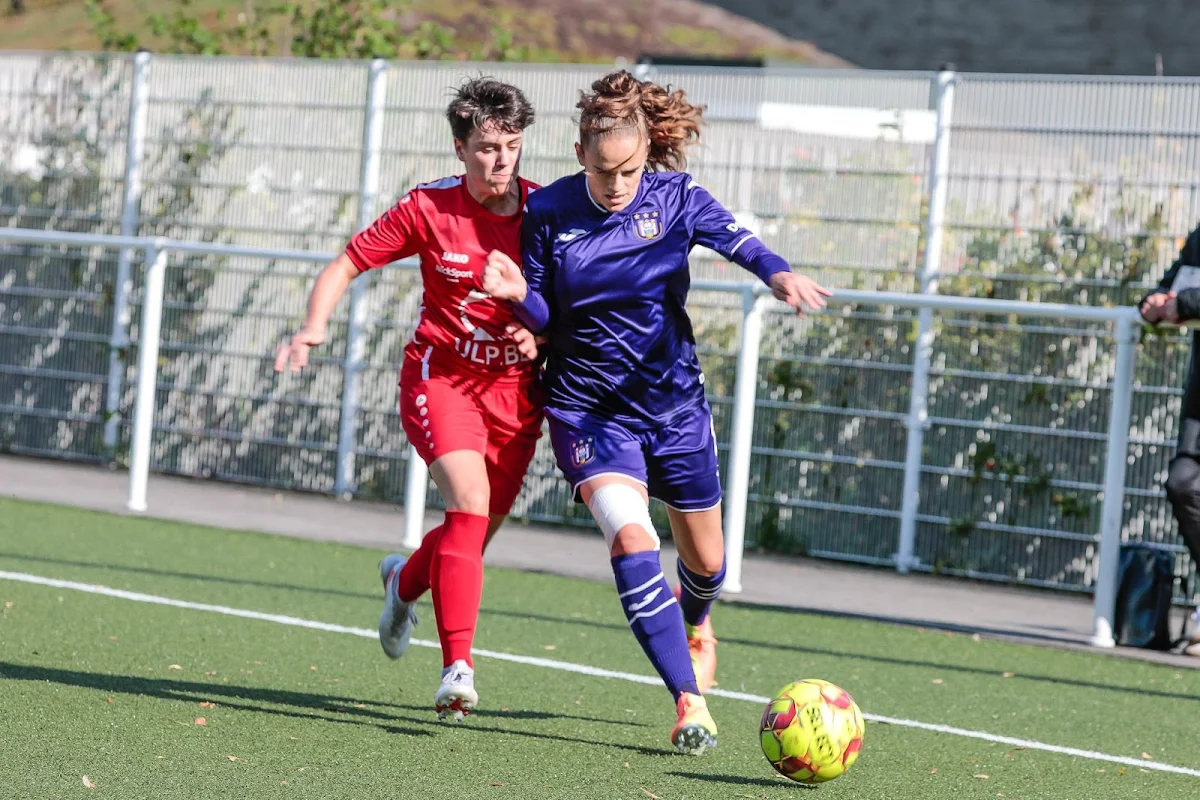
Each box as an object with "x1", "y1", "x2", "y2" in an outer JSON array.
[{"x1": 1113, "y1": 543, "x2": 1176, "y2": 650}]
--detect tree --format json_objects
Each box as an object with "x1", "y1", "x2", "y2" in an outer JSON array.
[{"x1": 84, "y1": 0, "x2": 533, "y2": 61}]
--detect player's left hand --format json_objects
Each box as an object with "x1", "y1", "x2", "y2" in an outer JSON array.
[
  {"x1": 1141, "y1": 291, "x2": 1179, "y2": 325},
  {"x1": 483, "y1": 250, "x2": 529, "y2": 302},
  {"x1": 769, "y1": 271, "x2": 833, "y2": 316},
  {"x1": 505, "y1": 323, "x2": 547, "y2": 361}
]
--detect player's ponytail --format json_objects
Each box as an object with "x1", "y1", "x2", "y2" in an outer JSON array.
[
  {"x1": 577, "y1": 70, "x2": 705, "y2": 171},
  {"x1": 636, "y1": 78, "x2": 704, "y2": 171}
]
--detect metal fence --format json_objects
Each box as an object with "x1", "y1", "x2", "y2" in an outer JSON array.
[
  {"x1": 3, "y1": 52, "x2": 1200, "y2": 610},
  {"x1": 0, "y1": 225, "x2": 1146, "y2": 650}
]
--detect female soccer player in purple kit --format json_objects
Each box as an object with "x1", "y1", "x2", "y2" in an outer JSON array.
[{"x1": 483, "y1": 70, "x2": 831, "y2": 754}]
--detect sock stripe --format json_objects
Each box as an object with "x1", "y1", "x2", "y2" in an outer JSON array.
[
  {"x1": 627, "y1": 587, "x2": 665, "y2": 612},
  {"x1": 677, "y1": 558, "x2": 726, "y2": 628},
  {"x1": 611, "y1": 552, "x2": 700, "y2": 700},
  {"x1": 618, "y1": 571, "x2": 665, "y2": 599},
  {"x1": 627, "y1": 596, "x2": 678, "y2": 624},
  {"x1": 677, "y1": 567, "x2": 723, "y2": 596}
]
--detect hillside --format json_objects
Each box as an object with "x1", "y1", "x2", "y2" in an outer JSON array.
[{"x1": 0, "y1": 0, "x2": 849, "y2": 65}]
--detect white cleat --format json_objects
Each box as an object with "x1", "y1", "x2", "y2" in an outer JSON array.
[
  {"x1": 434, "y1": 660, "x2": 478, "y2": 722},
  {"x1": 377, "y1": 554, "x2": 418, "y2": 659}
]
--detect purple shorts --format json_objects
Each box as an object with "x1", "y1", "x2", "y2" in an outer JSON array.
[{"x1": 547, "y1": 401, "x2": 722, "y2": 512}]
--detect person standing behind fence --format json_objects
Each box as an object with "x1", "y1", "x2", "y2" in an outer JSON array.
[
  {"x1": 482, "y1": 69, "x2": 831, "y2": 753},
  {"x1": 274, "y1": 77, "x2": 545, "y2": 716},
  {"x1": 1140, "y1": 223, "x2": 1200, "y2": 656}
]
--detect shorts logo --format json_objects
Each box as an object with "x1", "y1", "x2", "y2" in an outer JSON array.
[
  {"x1": 569, "y1": 436, "x2": 596, "y2": 468},
  {"x1": 633, "y1": 210, "x2": 662, "y2": 240}
]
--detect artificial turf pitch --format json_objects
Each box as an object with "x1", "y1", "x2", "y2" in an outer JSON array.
[{"x1": 1, "y1": 497, "x2": 1198, "y2": 799}]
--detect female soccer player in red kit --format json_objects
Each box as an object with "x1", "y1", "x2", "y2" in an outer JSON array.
[{"x1": 275, "y1": 78, "x2": 542, "y2": 720}]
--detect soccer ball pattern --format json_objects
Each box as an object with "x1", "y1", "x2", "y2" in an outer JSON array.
[{"x1": 760, "y1": 679, "x2": 865, "y2": 783}]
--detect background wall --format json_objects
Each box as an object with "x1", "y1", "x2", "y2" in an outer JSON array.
[{"x1": 704, "y1": 0, "x2": 1200, "y2": 75}]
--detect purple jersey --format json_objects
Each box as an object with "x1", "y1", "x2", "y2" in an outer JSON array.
[{"x1": 517, "y1": 170, "x2": 788, "y2": 429}]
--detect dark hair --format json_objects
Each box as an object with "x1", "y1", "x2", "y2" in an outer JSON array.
[
  {"x1": 445, "y1": 77, "x2": 536, "y2": 142},
  {"x1": 577, "y1": 70, "x2": 704, "y2": 171}
]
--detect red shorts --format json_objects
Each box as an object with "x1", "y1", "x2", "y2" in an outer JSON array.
[{"x1": 399, "y1": 346, "x2": 544, "y2": 516}]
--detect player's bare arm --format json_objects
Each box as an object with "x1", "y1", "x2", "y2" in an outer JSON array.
[{"x1": 273, "y1": 252, "x2": 360, "y2": 373}]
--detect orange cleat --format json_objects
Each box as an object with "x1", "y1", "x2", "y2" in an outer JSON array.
[
  {"x1": 674, "y1": 586, "x2": 718, "y2": 693},
  {"x1": 670, "y1": 692, "x2": 718, "y2": 755}
]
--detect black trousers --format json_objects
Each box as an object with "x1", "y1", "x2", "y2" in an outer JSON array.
[{"x1": 1165, "y1": 354, "x2": 1200, "y2": 570}]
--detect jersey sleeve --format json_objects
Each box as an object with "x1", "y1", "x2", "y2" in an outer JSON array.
[
  {"x1": 345, "y1": 192, "x2": 425, "y2": 271},
  {"x1": 685, "y1": 180, "x2": 790, "y2": 284},
  {"x1": 514, "y1": 205, "x2": 555, "y2": 334}
]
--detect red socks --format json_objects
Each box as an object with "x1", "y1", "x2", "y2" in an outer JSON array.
[
  {"x1": 397, "y1": 524, "x2": 442, "y2": 603},
  {"x1": 428, "y1": 511, "x2": 489, "y2": 667}
]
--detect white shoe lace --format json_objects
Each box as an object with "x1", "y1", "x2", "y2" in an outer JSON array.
[{"x1": 442, "y1": 661, "x2": 474, "y2": 687}]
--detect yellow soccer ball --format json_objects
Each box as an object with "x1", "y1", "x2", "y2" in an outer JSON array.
[{"x1": 760, "y1": 679, "x2": 865, "y2": 784}]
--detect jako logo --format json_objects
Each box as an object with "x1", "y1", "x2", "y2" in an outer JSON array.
[{"x1": 442, "y1": 251, "x2": 470, "y2": 264}]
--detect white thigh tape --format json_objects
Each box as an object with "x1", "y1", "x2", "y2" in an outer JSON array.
[{"x1": 586, "y1": 483, "x2": 659, "y2": 550}]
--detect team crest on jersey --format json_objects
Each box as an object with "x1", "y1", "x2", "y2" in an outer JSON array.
[
  {"x1": 633, "y1": 210, "x2": 662, "y2": 240},
  {"x1": 569, "y1": 436, "x2": 596, "y2": 468}
]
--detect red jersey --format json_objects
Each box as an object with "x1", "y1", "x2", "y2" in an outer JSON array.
[{"x1": 345, "y1": 175, "x2": 539, "y2": 377}]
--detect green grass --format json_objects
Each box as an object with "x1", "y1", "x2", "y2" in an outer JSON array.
[
  {"x1": 1, "y1": 496, "x2": 1198, "y2": 799},
  {"x1": 0, "y1": 0, "x2": 824, "y2": 62}
]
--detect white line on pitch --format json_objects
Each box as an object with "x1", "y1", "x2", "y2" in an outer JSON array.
[{"x1": 2, "y1": 569, "x2": 1198, "y2": 779}]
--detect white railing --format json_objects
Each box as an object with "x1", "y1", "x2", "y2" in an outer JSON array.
[{"x1": 0, "y1": 225, "x2": 1144, "y2": 649}]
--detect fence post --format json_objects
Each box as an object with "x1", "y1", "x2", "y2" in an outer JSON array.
[
  {"x1": 104, "y1": 50, "x2": 152, "y2": 453},
  {"x1": 1091, "y1": 312, "x2": 1139, "y2": 647},
  {"x1": 127, "y1": 242, "x2": 168, "y2": 512},
  {"x1": 722, "y1": 288, "x2": 767, "y2": 594},
  {"x1": 896, "y1": 65, "x2": 956, "y2": 574},
  {"x1": 402, "y1": 449, "x2": 430, "y2": 550},
  {"x1": 334, "y1": 58, "x2": 388, "y2": 498}
]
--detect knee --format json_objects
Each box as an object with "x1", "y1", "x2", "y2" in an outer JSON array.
[
  {"x1": 610, "y1": 524, "x2": 658, "y2": 556},
  {"x1": 688, "y1": 552, "x2": 727, "y2": 578},
  {"x1": 447, "y1": 487, "x2": 491, "y2": 517},
  {"x1": 586, "y1": 482, "x2": 659, "y2": 555}
]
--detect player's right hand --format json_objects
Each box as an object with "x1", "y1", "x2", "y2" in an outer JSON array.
[
  {"x1": 274, "y1": 327, "x2": 326, "y2": 373},
  {"x1": 482, "y1": 250, "x2": 528, "y2": 302}
]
